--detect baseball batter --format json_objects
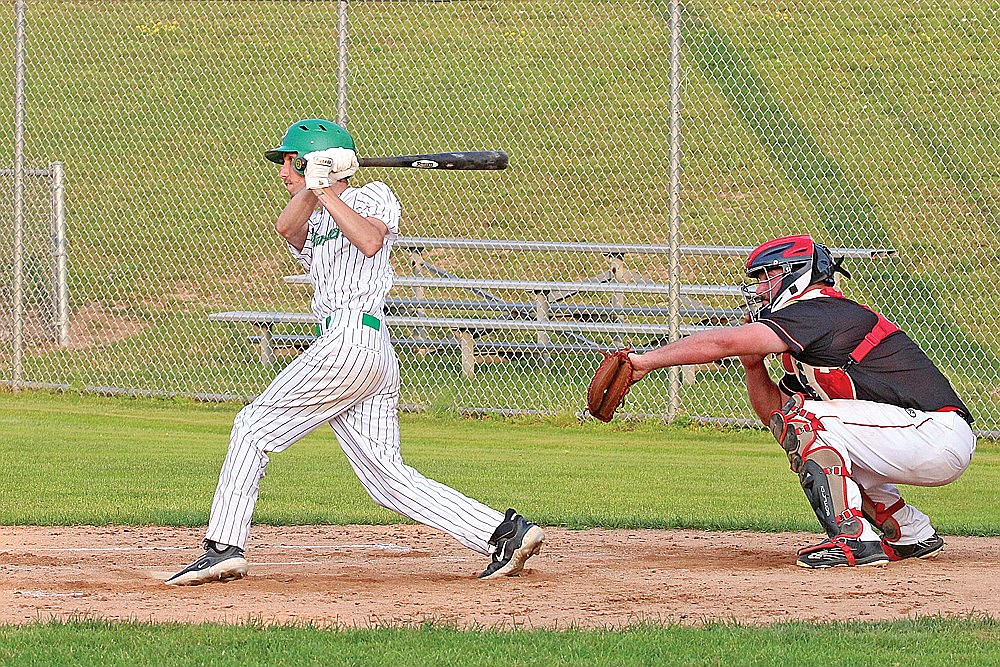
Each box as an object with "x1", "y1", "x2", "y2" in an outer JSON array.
[
  {"x1": 624, "y1": 234, "x2": 975, "y2": 568},
  {"x1": 166, "y1": 119, "x2": 543, "y2": 585}
]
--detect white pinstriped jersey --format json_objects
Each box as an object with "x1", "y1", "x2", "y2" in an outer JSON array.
[
  {"x1": 201, "y1": 177, "x2": 507, "y2": 556},
  {"x1": 288, "y1": 181, "x2": 401, "y2": 318}
]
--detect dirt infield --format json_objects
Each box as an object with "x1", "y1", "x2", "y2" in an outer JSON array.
[{"x1": 2, "y1": 525, "x2": 997, "y2": 628}]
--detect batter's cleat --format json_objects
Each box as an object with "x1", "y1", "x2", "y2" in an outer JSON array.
[
  {"x1": 882, "y1": 533, "x2": 945, "y2": 561},
  {"x1": 795, "y1": 536, "x2": 890, "y2": 569},
  {"x1": 164, "y1": 540, "x2": 249, "y2": 586},
  {"x1": 478, "y1": 508, "x2": 545, "y2": 580}
]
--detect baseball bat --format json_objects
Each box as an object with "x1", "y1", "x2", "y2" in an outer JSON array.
[{"x1": 358, "y1": 151, "x2": 508, "y2": 170}]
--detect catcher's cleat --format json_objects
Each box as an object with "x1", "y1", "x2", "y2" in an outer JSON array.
[
  {"x1": 478, "y1": 508, "x2": 545, "y2": 580},
  {"x1": 164, "y1": 540, "x2": 249, "y2": 586},
  {"x1": 882, "y1": 533, "x2": 945, "y2": 561},
  {"x1": 795, "y1": 536, "x2": 889, "y2": 569}
]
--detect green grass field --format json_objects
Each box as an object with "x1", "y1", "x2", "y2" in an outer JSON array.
[
  {"x1": 3, "y1": 617, "x2": 1000, "y2": 667},
  {"x1": 1, "y1": 390, "x2": 998, "y2": 663},
  {"x1": 2, "y1": 391, "x2": 997, "y2": 532}
]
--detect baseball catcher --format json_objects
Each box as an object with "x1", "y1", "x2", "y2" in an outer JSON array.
[{"x1": 592, "y1": 234, "x2": 976, "y2": 568}]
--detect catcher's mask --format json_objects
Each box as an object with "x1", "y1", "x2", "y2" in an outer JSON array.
[
  {"x1": 264, "y1": 119, "x2": 356, "y2": 175},
  {"x1": 741, "y1": 234, "x2": 850, "y2": 320}
]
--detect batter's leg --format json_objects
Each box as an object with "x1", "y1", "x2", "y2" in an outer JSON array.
[
  {"x1": 166, "y1": 337, "x2": 388, "y2": 585},
  {"x1": 329, "y1": 390, "x2": 505, "y2": 554},
  {"x1": 205, "y1": 341, "x2": 385, "y2": 549}
]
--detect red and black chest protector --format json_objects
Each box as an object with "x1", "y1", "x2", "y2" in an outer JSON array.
[{"x1": 781, "y1": 288, "x2": 900, "y2": 401}]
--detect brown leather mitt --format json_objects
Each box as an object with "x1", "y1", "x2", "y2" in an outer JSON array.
[{"x1": 587, "y1": 348, "x2": 636, "y2": 422}]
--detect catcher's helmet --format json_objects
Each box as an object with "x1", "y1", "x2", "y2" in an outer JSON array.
[
  {"x1": 741, "y1": 234, "x2": 849, "y2": 318},
  {"x1": 264, "y1": 119, "x2": 355, "y2": 175}
]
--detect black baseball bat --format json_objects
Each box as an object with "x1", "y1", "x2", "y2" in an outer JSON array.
[{"x1": 358, "y1": 151, "x2": 508, "y2": 170}]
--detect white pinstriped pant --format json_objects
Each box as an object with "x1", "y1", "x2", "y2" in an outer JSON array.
[
  {"x1": 800, "y1": 399, "x2": 976, "y2": 544},
  {"x1": 206, "y1": 310, "x2": 505, "y2": 552}
]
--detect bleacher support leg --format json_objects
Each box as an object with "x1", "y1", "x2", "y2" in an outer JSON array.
[
  {"x1": 256, "y1": 324, "x2": 275, "y2": 365},
  {"x1": 534, "y1": 291, "x2": 551, "y2": 368},
  {"x1": 408, "y1": 245, "x2": 432, "y2": 355},
  {"x1": 455, "y1": 329, "x2": 475, "y2": 378}
]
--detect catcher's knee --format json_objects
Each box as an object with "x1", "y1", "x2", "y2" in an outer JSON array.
[
  {"x1": 770, "y1": 395, "x2": 864, "y2": 539},
  {"x1": 768, "y1": 393, "x2": 823, "y2": 473}
]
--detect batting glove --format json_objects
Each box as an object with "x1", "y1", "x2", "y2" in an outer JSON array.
[{"x1": 302, "y1": 148, "x2": 359, "y2": 189}]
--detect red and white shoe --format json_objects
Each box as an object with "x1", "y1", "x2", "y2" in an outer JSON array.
[{"x1": 795, "y1": 536, "x2": 890, "y2": 569}]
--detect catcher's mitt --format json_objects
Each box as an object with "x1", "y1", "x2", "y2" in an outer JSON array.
[{"x1": 587, "y1": 348, "x2": 636, "y2": 422}]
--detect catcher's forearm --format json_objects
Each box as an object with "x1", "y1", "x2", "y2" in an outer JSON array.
[
  {"x1": 631, "y1": 329, "x2": 740, "y2": 373},
  {"x1": 632, "y1": 324, "x2": 785, "y2": 376},
  {"x1": 742, "y1": 358, "x2": 783, "y2": 423}
]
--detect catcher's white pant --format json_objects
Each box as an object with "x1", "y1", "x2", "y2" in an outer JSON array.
[
  {"x1": 205, "y1": 309, "x2": 505, "y2": 552},
  {"x1": 801, "y1": 399, "x2": 976, "y2": 544}
]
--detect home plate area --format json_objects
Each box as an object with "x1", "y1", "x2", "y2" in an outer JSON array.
[{"x1": 1, "y1": 525, "x2": 996, "y2": 628}]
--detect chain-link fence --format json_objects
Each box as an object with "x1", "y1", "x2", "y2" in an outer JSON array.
[
  {"x1": 1, "y1": 164, "x2": 64, "y2": 378},
  {"x1": 3, "y1": 1, "x2": 998, "y2": 433}
]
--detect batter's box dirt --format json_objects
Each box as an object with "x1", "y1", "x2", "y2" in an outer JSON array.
[{"x1": 1, "y1": 525, "x2": 997, "y2": 628}]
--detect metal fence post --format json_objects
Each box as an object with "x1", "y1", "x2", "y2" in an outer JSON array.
[
  {"x1": 51, "y1": 161, "x2": 69, "y2": 346},
  {"x1": 665, "y1": 0, "x2": 683, "y2": 421},
  {"x1": 11, "y1": 0, "x2": 28, "y2": 388},
  {"x1": 336, "y1": 0, "x2": 349, "y2": 128}
]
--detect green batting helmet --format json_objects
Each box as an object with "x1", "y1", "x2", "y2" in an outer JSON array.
[{"x1": 264, "y1": 119, "x2": 356, "y2": 174}]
